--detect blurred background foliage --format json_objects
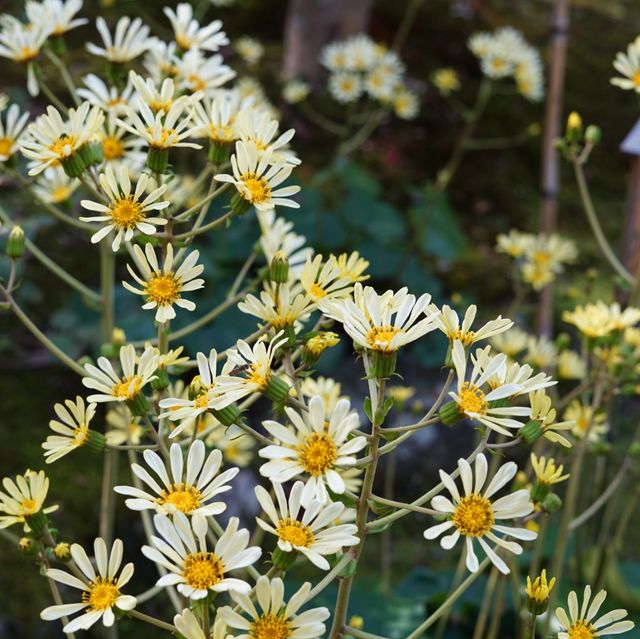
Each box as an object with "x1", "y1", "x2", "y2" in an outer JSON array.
[{"x1": 2, "y1": 0, "x2": 640, "y2": 637}]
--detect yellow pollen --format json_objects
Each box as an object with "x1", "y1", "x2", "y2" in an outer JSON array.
[
  {"x1": 109, "y1": 196, "x2": 144, "y2": 230},
  {"x1": 102, "y1": 136, "x2": 125, "y2": 160},
  {"x1": 148, "y1": 100, "x2": 173, "y2": 113},
  {"x1": 452, "y1": 494, "x2": 495, "y2": 537},
  {"x1": 491, "y1": 58, "x2": 506, "y2": 71},
  {"x1": 633, "y1": 71, "x2": 640, "y2": 87},
  {"x1": 298, "y1": 432, "x2": 337, "y2": 476},
  {"x1": 246, "y1": 363, "x2": 269, "y2": 388},
  {"x1": 447, "y1": 328, "x2": 476, "y2": 346},
  {"x1": 176, "y1": 35, "x2": 193, "y2": 50},
  {"x1": 183, "y1": 551, "x2": 224, "y2": 590},
  {"x1": 240, "y1": 172, "x2": 271, "y2": 204},
  {"x1": 48, "y1": 133, "x2": 77, "y2": 158},
  {"x1": 19, "y1": 46, "x2": 37, "y2": 61},
  {"x1": 51, "y1": 185, "x2": 71, "y2": 203},
  {"x1": 309, "y1": 283, "x2": 327, "y2": 300},
  {"x1": 157, "y1": 483, "x2": 202, "y2": 514},
  {"x1": 72, "y1": 425, "x2": 89, "y2": 446},
  {"x1": 193, "y1": 391, "x2": 209, "y2": 410},
  {"x1": 366, "y1": 325, "x2": 402, "y2": 351},
  {"x1": 0, "y1": 137, "x2": 14, "y2": 157},
  {"x1": 250, "y1": 613, "x2": 291, "y2": 639},
  {"x1": 276, "y1": 518, "x2": 315, "y2": 548},
  {"x1": 145, "y1": 273, "x2": 181, "y2": 305},
  {"x1": 112, "y1": 375, "x2": 142, "y2": 400},
  {"x1": 567, "y1": 620, "x2": 595, "y2": 639},
  {"x1": 82, "y1": 578, "x2": 119, "y2": 611},
  {"x1": 20, "y1": 498, "x2": 38, "y2": 514},
  {"x1": 458, "y1": 383, "x2": 488, "y2": 415}
]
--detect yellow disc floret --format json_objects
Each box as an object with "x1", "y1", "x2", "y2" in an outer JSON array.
[
  {"x1": 83, "y1": 577, "x2": 120, "y2": 611},
  {"x1": 157, "y1": 484, "x2": 202, "y2": 514},
  {"x1": 298, "y1": 432, "x2": 337, "y2": 476},
  {"x1": 183, "y1": 551, "x2": 224, "y2": 590},
  {"x1": 276, "y1": 517, "x2": 315, "y2": 547},
  {"x1": 145, "y1": 273, "x2": 181, "y2": 305},
  {"x1": 250, "y1": 614, "x2": 291, "y2": 639},
  {"x1": 240, "y1": 172, "x2": 271, "y2": 204},
  {"x1": 452, "y1": 494, "x2": 495, "y2": 537},
  {"x1": 457, "y1": 383, "x2": 489, "y2": 415}
]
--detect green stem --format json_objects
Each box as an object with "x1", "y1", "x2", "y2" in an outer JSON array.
[
  {"x1": 98, "y1": 449, "x2": 118, "y2": 546},
  {"x1": 524, "y1": 614, "x2": 537, "y2": 639},
  {"x1": 404, "y1": 558, "x2": 491, "y2": 639},
  {"x1": 128, "y1": 609, "x2": 177, "y2": 633},
  {"x1": 471, "y1": 565, "x2": 498, "y2": 639},
  {"x1": 37, "y1": 75, "x2": 67, "y2": 112},
  {"x1": 1, "y1": 286, "x2": 85, "y2": 375},
  {"x1": 100, "y1": 242, "x2": 115, "y2": 342},
  {"x1": 344, "y1": 627, "x2": 388, "y2": 639},
  {"x1": 44, "y1": 48, "x2": 80, "y2": 106},
  {"x1": 304, "y1": 552, "x2": 356, "y2": 603},
  {"x1": 435, "y1": 78, "x2": 492, "y2": 192},
  {"x1": 391, "y1": 0, "x2": 425, "y2": 51},
  {"x1": 172, "y1": 210, "x2": 234, "y2": 241},
  {"x1": 572, "y1": 158, "x2": 634, "y2": 285}
]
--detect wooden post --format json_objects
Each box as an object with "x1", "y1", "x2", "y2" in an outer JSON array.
[
  {"x1": 536, "y1": 0, "x2": 570, "y2": 337},
  {"x1": 620, "y1": 120, "x2": 640, "y2": 297},
  {"x1": 282, "y1": 0, "x2": 372, "y2": 84}
]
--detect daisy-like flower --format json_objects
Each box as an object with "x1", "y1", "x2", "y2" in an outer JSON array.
[
  {"x1": 300, "y1": 254, "x2": 353, "y2": 302},
  {"x1": 26, "y1": 0, "x2": 87, "y2": 38},
  {"x1": 215, "y1": 141, "x2": 300, "y2": 212},
  {"x1": 0, "y1": 22, "x2": 48, "y2": 96},
  {"x1": 235, "y1": 36, "x2": 265, "y2": 66},
  {"x1": 283, "y1": 79, "x2": 310, "y2": 104},
  {"x1": 558, "y1": 350, "x2": 587, "y2": 380},
  {"x1": 206, "y1": 428, "x2": 255, "y2": 467},
  {"x1": 496, "y1": 229, "x2": 534, "y2": 258},
  {"x1": 255, "y1": 480, "x2": 358, "y2": 569},
  {"x1": 393, "y1": 87, "x2": 420, "y2": 120},
  {"x1": 525, "y1": 335, "x2": 558, "y2": 369},
  {"x1": 529, "y1": 390, "x2": 573, "y2": 448},
  {"x1": 328, "y1": 72, "x2": 363, "y2": 103},
  {"x1": 117, "y1": 99, "x2": 202, "y2": 154},
  {"x1": 563, "y1": 302, "x2": 640, "y2": 339},
  {"x1": 115, "y1": 440, "x2": 238, "y2": 517},
  {"x1": 236, "y1": 108, "x2": 298, "y2": 164},
  {"x1": 526, "y1": 569, "x2": 555, "y2": 609},
  {"x1": 123, "y1": 243, "x2": 204, "y2": 323},
  {"x1": 423, "y1": 453, "x2": 536, "y2": 574},
  {"x1": 128, "y1": 72, "x2": 177, "y2": 115},
  {"x1": 258, "y1": 209, "x2": 312, "y2": 275},
  {"x1": 218, "y1": 576, "x2": 330, "y2": 639},
  {"x1": 174, "y1": 48, "x2": 235, "y2": 95},
  {"x1": 105, "y1": 406, "x2": 144, "y2": 446},
  {"x1": 445, "y1": 342, "x2": 531, "y2": 436},
  {"x1": 32, "y1": 167, "x2": 80, "y2": 204},
  {"x1": 321, "y1": 42, "x2": 349, "y2": 72},
  {"x1": 216, "y1": 333, "x2": 288, "y2": 402},
  {"x1": 433, "y1": 304, "x2": 513, "y2": 347},
  {"x1": 164, "y1": 3, "x2": 228, "y2": 52},
  {"x1": 79, "y1": 164, "x2": 169, "y2": 251},
  {"x1": 0, "y1": 103, "x2": 29, "y2": 162},
  {"x1": 336, "y1": 251, "x2": 370, "y2": 282},
  {"x1": 564, "y1": 400, "x2": 608, "y2": 442},
  {"x1": 142, "y1": 512, "x2": 260, "y2": 599},
  {"x1": 0, "y1": 470, "x2": 58, "y2": 529},
  {"x1": 42, "y1": 396, "x2": 102, "y2": 464},
  {"x1": 555, "y1": 585, "x2": 635, "y2": 638},
  {"x1": 82, "y1": 343, "x2": 159, "y2": 408},
  {"x1": 259, "y1": 394, "x2": 367, "y2": 503},
  {"x1": 20, "y1": 102, "x2": 105, "y2": 176},
  {"x1": 490, "y1": 326, "x2": 529, "y2": 358},
  {"x1": 98, "y1": 114, "x2": 146, "y2": 168},
  {"x1": 191, "y1": 93, "x2": 243, "y2": 146},
  {"x1": 321, "y1": 284, "x2": 439, "y2": 376},
  {"x1": 159, "y1": 349, "x2": 241, "y2": 438},
  {"x1": 238, "y1": 283, "x2": 314, "y2": 331},
  {"x1": 41, "y1": 538, "x2": 137, "y2": 633},
  {"x1": 432, "y1": 68, "x2": 461, "y2": 95},
  {"x1": 87, "y1": 16, "x2": 152, "y2": 63},
  {"x1": 611, "y1": 39, "x2": 640, "y2": 93},
  {"x1": 530, "y1": 453, "x2": 569, "y2": 489},
  {"x1": 76, "y1": 74, "x2": 134, "y2": 114}
]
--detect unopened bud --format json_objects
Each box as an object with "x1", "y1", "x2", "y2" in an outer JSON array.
[
  {"x1": 584, "y1": 125, "x2": 601, "y2": 145},
  {"x1": 269, "y1": 251, "x2": 289, "y2": 283},
  {"x1": 54, "y1": 542, "x2": 71, "y2": 561},
  {"x1": 566, "y1": 111, "x2": 583, "y2": 141},
  {"x1": 6, "y1": 225, "x2": 25, "y2": 259}
]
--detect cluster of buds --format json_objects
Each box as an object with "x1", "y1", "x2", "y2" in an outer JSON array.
[{"x1": 556, "y1": 111, "x2": 601, "y2": 164}]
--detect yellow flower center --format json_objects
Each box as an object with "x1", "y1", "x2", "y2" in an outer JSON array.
[
  {"x1": 112, "y1": 375, "x2": 142, "y2": 400},
  {"x1": 20, "y1": 498, "x2": 38, "y2": 514},
  {"x1": 0, "y1": 137, "x2": 14, "y2": 157},
  {"x1": 567, "y1": 620, "x2": 595, "y2": 639},
  {"x1": 109, "y1": 196, "x2": 144, "y2": 230},
  {"x1": 298, "y1": 432, "x2": 337, "y2": 476},
  {"x1": 209, "y1": 124, "x2": 234, "y2": 142},
  {"x1": 157, "y1": 483, "x2": 202, "y2": 514},
  {"x1": 148, "y1": 127, "x2": 177, "y2": 149},
  {"x1": 452, "y1": 494, "x2": 495, "y2": 537},
  {"x1": 194, "y1": 391, "x2": 210, "y2": 410},
  {"x1": 72, "y1": 425, "x2": 89, "y2": 446},
  {"x1": 633, "y1": 71, "x2": 640, "y2": 87},
  {"x1": 533, "y1": 250, "x2": 551, "y2": 265},
  {"x1": 246, "y1": 363, "x2": 269, "y2": 388},
  {"x1": 447, "y1": 328, "x2": 476, "y2": 346},
  {"x1": 240, "y1": 172, "x2": 271, "y2": 204},
  {"x1": 187, "y1": 74, "x2": 207, "y2": 92},
  {"x1": 145, "y1": 273, "x2": 181, "y2": 305},
  {"x1": 183, "y1": 551, "x2": 224, "y2": 590},
  {"x1": 51, "y1": 185, "x2": 71, "y2": 203},
  {"x1": 19, "y1": 46, "x2": 37, "y2": 61},
  {"x1": 176, "y1": 35, "x2": 193, "y2": 50},
  {"x1": 458, "y1": 383, "x2": 488, "y2": 415},
  {"x1": 276, "y1": 517, "x2": 315, "y2": 547},
  {"x1": 82, "y1": 577, "x2": 120, "y2": 611},
  {"x1": 309, "y1": 283, "x2": 327, "y2": 300},
  {"x1": 250, "y1": 614, "x2": 291, "y2": 639},
  {"x1": 149, "y1": 100, "x2": 173, "y2": 113},
  {"x1": 491, "y1": 58, "x2": 506, "y2": 72},
  {"x1": 48, "y1": 133, "x2": 78, "y2": 158},
  {"x1": 102, "y1": 136, "x2": 125, "y2": 160},
  {"x1": 366, "y1": 325, "x2": 402, "y2": 351}
]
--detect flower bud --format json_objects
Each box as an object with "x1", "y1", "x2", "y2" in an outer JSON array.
[
  {"x1": 54, "y1": 542, "x2": 71, "y2": 561},
  {"x1": 584, "y1": 125, "x2": 601, "y2": 145},
  {"x1": 348, "y1": 616, "x2": 364, "y2": 630},
  {"x1": 302, "y1": 331, "x2": 340, "y2": 367},
  {"x1": 525, "y1": 569, "x2": 556, "y2": 615},
  {"x1": 6, "y1": 225, "x2": 25, "y2": 259},
  {"x1": 541, "y1": 492, "x2": 562, "y2": 513},
  {"x1": 566, "y1": 111, "x2": 583, "y2": 142},
  {"x1": 269, "y1": 251, "x2": 290, "y2": 283},
  {"x1": 18, "y1": 537, "x2": 33, "y2": 553}
]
